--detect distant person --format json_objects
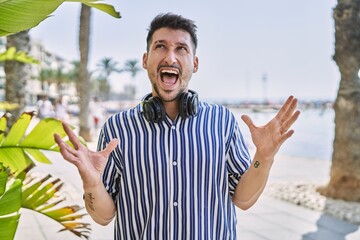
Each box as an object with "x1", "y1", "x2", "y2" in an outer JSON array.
[
  {"x1": 55, "y1": 96, "x2": 70, "y2": 122},
  {"x1": 36, "y1": 94, "x2": 54, "y2": 119},
  {"x1": 54, "y1": 13, "x2": 300, "y2": 239}
]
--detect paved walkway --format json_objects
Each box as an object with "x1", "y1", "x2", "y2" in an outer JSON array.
[{"x1": 14, "y1": 144, "x2": 360, "y2": 240}]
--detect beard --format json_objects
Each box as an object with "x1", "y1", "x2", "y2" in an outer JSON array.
[{"x1": 153, "y1": 83, "x2": 186, "y2": 102}]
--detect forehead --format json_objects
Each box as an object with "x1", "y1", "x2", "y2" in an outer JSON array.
[{"x1": 150, "y1": 27, "x2": 192, "y2": 46}]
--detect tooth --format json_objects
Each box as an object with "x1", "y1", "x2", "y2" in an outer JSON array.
[{"x1": 161, "y1": 69, "x2": 178, "y2": 74}]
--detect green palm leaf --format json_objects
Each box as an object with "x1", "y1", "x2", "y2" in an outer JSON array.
[
  {"x1": 0, "y1": 112, "x2": 75, "y2": 175},
  {"x1": 0, "y1": 164, "x2": 22, "y2": 240},
  {"x1": 0, "y1": 112, "x2": 90, "y2": 238},
  {"x1": 0, "y1": 47, "x2": 40, "y2": 64},
  {"x1": 22, "y1": 172, "x2": 90, "y2": 239},
  {"x1": 0, "y1": 0, "x2": 121, "y2": 37}
]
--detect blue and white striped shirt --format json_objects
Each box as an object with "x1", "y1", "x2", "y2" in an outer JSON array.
[{"x1": 98, "y1": 102, "x2": 251, "y2": 239}]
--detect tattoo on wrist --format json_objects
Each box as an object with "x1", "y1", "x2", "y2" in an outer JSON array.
[
  {"x1": 86, "y1": 192, "x2": 95, "y2": 211},
  {"x1": 254, "y1": 160, "x2": 260, "y2": 168}
]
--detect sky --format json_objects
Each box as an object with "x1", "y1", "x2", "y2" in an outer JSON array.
[{"x1": 30, "y1": 0, "x2": 339, "y2": 102}]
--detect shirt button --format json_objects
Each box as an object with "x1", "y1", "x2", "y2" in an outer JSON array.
[
  {"x1": 173, "y1": 161, "x2": 177, "y2": 166},
  {"x1": 173, "y1": 202, "x2": 178, "y2": 207},
  {"x1": 171, "y1": 126, "x2": 176, "y2": 130}
]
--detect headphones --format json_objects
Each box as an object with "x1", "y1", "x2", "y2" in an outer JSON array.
[{"x1": 142, "y1": 90, "x2": 199, "y2": 123}]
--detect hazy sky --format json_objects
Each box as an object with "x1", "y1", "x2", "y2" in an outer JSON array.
[{"x1": 30, "y1": 0, "x2": 338, "y2": 102}]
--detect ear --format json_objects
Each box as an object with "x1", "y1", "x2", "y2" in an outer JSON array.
[
  {"x1": 142, "y1": 53, "x2": 148, "y2": 69},
  {"x1": 193, "y1": 56, "x2": 199, "y2": 73}
]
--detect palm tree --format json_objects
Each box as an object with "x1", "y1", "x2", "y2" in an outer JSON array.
[
  {"x1": 78, "y1": 4, "x2": 92, "y2": 141},
  {"x1": 123, "y1": 59, "x2": 141, "y2": 78},
  {"x1": 122, "y1": 59, "x2": 141, "y2": 99},
  {"x1": 95, "y1": 57, "x2": 122, "y2": 99},
  {"x1": 96, "y1": 57, "x2": 122, "y2": 79},
  {"x1": 318, "y1": 0, "x2": 360, "y2": 201},
  {"x1": 4, "y1": 30, "x2": 31, "y2": 127}
]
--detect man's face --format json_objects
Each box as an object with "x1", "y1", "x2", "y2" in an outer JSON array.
[{"x1": 143, "y1": 27, "x2": 199, "y2": 102}]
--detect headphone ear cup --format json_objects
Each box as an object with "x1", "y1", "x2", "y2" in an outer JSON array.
[
  {"x1": 179, "y1": 92, "x2": 189, "y2": 118},
  {"x1": 188, "y1": 94, "x2": 199, "y2": 116},
  {"x1": 142, "y1": 100, "x2": 155, "y2": 122},
  {"x1": 151, "y1": 97, "x2": 166, "y2": 122},
  {"x1": 142, "y1": 96, "x2": 166, "y2": 123}
]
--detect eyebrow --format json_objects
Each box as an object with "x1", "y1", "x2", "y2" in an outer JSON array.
[{"x1": 153, "y1": 39, "x2": 190, "y2": 48}]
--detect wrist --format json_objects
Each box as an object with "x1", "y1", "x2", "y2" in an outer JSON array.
[{"x1": 253, "y1": 152, "x2": 274, "y2": 169}]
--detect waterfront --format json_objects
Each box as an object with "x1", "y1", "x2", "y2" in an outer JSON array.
[{"x1": 232, "y1": 107, "x2": 335, "y2": 161}]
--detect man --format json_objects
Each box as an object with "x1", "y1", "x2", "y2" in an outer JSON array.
[{"x1": 54, "y1": 13, "x2": 300, "y2": 239}]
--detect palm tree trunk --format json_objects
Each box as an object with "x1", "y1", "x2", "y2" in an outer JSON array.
[
  {"x1": 78, "y1": 4, "x2": 92, "y2": 141},
  {"x1": 4, "y1": 30, "x2": 31, "y2": 127},
  {"x1": 318, "y1": 0, "x2": 360, "y2": 201}
]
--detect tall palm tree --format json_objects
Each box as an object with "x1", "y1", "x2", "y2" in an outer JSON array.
[
  {"x1": 4, "y1": 30, "x2": 31, "y2": 127},
  {"x1": 318, "y1": 0, "x2": 360, "y2": 201},
  {"x1": 96, "y1": 57, "x2": 122, "y2": 79},
  {"x1": 123, "y1": 59, "x2": 141, "y2": 78},
  {"x1": 78, "y1": 4, "x2": 92, "y2": 141},
  {"x1": 122, "y1": 59, "x2": 141, "y2": 99},
  {"x1": 95, "y1": 57, "x2": 122, "y2": 99}
]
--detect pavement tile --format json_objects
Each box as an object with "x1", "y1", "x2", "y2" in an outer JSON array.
[{"x1": 237, "y1": 230, "x2": 270, "y2": 240}]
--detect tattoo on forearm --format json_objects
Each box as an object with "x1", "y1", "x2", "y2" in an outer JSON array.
[
  {"x1": 86, "y1": 193, "x2": 95, "y2": 211},
  {"x1": 254, "y1": 160, "x2": 260, "y2": 168}
]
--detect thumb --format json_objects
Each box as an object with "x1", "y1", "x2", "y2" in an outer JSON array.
[
  {"x1": 241, "y1": 114, "x2": 255, "y2": 130},
  {"x1": 102, "y1": 139, "x2": 119, "y2": 156}
]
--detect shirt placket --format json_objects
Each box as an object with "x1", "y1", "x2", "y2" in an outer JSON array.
[{"x1": 168, "y1": 122, "x2": 180, "y2": 238}]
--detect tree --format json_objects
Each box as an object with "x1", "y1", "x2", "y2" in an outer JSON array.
[
  {"x1": 122, "y1": 59, "x2": 142, "y2": 99},
  {"x1": 123, "y1": 59, "x2": 141, "y2": 79},
  {"x1": 95, "y1": 57, "x2": 122, "y2": 99},
  {"x1": 39, "y1": 67, "x2": 71, "y2": 96},
  {"x1": 4, "y1": 30, "x2": 31, "y2": 127},
  {"x1": 318, "y1": 0, "x2": 360, "y2": 201},
  {"x1": 78, "y1": 4, "x2": 92, "y2": 141}
]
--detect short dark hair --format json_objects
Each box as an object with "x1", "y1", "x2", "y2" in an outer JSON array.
[{"x1": 146, "y1": 13, "x2": 198, "y2": 53}]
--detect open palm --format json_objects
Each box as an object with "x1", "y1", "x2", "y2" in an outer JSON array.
[
  {"x1": 241, "y1": 96, "x2": 300, "y2": 160},
  {"x1": 54, "y1": 122, "x2": 118, "y2": 189}
]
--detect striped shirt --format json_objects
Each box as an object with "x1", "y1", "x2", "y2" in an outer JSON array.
[{"x1": 98, "y1": 102, "x2": 251, "y2": 239}]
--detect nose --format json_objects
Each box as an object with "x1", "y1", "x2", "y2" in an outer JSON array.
[{"x1": 164, "y1": 50, "x2": 177, "y2": 65}]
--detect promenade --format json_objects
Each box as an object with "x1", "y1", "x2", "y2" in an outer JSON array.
[{"x1": 14, "y1": 141, "x2": 360, "y2": 240}]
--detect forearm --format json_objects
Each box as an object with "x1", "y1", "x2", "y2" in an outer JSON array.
[
  {"x1": 232, "y1": 151, "x2": 274, "y2": 210},
  {"x1": 83, "y1": 184, "x2": 116, "y2": 225}
]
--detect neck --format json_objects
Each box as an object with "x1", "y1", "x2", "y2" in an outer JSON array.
[{"x1": 163, "y1": 100, "x2": 179, "y2": 121}]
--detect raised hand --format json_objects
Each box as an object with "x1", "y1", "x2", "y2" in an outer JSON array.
[
  {"x1": 54, "y1": 122, "x2": 118, "y2": 189},
  {"x1": 241, "y1": 96, "x2": 300, "y2": 162}
]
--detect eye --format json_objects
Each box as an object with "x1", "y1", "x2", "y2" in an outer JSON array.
[
  {"x1": 177, "y1": 46, "x2": 188, "y2": 54},
  {"x1": 154, "y1": 44, "x2": 165, "y2": 50}
]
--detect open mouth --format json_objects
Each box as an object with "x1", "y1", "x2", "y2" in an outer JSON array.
[{"x1": 160, "y1": 69, "x2": 179, "y2": 86}]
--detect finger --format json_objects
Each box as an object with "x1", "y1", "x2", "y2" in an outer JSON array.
[
  {"x1": 279, "y1": 129, "x2": 295, "y2": 145},
  {"x1": 58, "y1": 141, "x2": 80, "y2": 163},
  {"x1": 62, "y1": 122, "x2": 81, "y2": 150},
  {"x1": 276, "y1": 96, "x2": 295, "y2": 120},
  {"x1": 241, "y1": 114, "x2": 256, "y2": 130},
  {"x1": 55, "y1": 133, "x2": 81, "y2": 160},
  {"x1": 101, "y1": 139, "x2": 119, "y2": 156},
  {"x1": 282, "y1": 97, "x2": 298, "y2": 121},
  {"x1": 54, "y1": 133, "x2": 64, "y2": 146},
  {"x1": 281, "y1": 110, "x2": 301, "y2": 133}
]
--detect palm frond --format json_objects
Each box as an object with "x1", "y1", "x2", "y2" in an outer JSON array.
[
  {"x1": 0, "y1": 113, "x2": 91, "y2": 239},
  {"x1": 0, "y1": 0, "x2": 120, "y2": 37},
  {"x1": 22, "y1": 172, "x2": 90, "y2": 239},
  {"x1": 0, "y1": 164, "x2": 22, "y2": 240},
  {"x1": 0, "y1": 112, "x2": 75, "y2": 176}
]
